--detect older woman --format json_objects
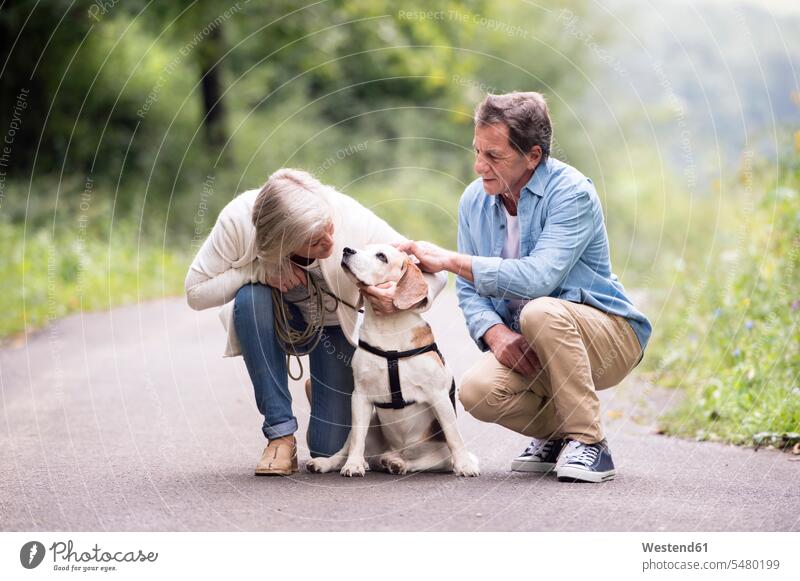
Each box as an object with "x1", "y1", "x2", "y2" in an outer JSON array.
[{"x1": 185, "y1": 169, "x2": 446, "y2": 475}]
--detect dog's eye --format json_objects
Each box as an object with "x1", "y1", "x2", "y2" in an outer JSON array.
[{"x1": 375, "y1": 252, "x2": 388, "y2": 263}]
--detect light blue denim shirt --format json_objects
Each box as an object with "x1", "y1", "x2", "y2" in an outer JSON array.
[{"x1": 456, "y1": 157, "x2": 652, "y2": 356}]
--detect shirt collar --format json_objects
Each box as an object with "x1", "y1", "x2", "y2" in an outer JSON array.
[{"x1": 525, "y1": 157, "x2": 551, "y2": 197}]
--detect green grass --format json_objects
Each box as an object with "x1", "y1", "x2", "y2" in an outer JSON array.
[
  {"x1": 1, "y1": 219, "x2": 187, "y2": 339},
  {"x1": 645, "y1": 161, "x2": 800, "y2": 446}
]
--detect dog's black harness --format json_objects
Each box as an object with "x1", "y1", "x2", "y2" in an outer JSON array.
[{"x1": 358, "y1": 340, "x2": 456, "y2": 411}]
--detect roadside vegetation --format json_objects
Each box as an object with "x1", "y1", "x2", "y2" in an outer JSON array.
[{"x1": 645, "y1": 155, "x2": 800, "y2": 447}]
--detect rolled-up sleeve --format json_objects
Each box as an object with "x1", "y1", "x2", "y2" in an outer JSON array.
[
  {"x1": 456, "y1": 196, "x2": 503, "y2": 351},
  {"x1": 472, "y1": 188, "x2": 594, "y2": 300}
]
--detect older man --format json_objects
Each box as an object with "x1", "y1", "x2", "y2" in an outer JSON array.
[{"x1": 397, "y1": 92, "x2": 651, "y2": 483}]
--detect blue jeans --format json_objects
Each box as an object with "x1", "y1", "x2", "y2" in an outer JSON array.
[{"x1": 233, "y1": 283, "x2": 356, "y2": 458}]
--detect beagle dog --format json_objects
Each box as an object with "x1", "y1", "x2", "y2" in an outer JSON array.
[{"x1": 306, "y1": 244, "x2": 480, "y2": 477}]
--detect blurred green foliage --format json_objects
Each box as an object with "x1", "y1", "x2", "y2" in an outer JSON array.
[
  {"x1": 646, "y1": 156, "x2": 800, "y2": 443},
  {"x1": 0, "y1": 0, "x2": 591, "y2": 337},
  {"x1": 0, "y1": 217, "x2": 186, "y2": 337}
]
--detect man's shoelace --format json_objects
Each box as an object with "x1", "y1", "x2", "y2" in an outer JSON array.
[
  {"x1": 564, "y1": 443, "x2": 600, "y2": 467},
  {"x1": 525, "y1": 440, "x2": 553, "y2": 459}
]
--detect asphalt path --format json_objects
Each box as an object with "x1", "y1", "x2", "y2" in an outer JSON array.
[{"x1": 1, "y1": 291, "x2": 798, "y2": 531}]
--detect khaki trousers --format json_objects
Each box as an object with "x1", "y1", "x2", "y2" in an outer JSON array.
[{"x1": 459, "y1": 297, "x2": 643, "y2": 444}]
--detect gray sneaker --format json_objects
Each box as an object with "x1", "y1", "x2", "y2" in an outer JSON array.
[{"x1": 511, "y1": 438, "x2": 566, "y2": 473}]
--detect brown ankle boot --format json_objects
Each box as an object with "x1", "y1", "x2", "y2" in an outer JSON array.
[{"x1": 255, "y1": 435, "x2": 298, "y2": 476}]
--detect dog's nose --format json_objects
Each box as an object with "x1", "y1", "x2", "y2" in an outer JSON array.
[{"x1": 343, "y1": 247, "x2": 356, "y2": 256}]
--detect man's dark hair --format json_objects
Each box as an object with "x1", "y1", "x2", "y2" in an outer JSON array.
[{"x1": 474, "y1": 92, "x2": 552, "y2": 160}]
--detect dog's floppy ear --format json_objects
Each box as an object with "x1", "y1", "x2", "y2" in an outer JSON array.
[{"x1": 393, "y1": 257, "x2": 429, "y2": 310}]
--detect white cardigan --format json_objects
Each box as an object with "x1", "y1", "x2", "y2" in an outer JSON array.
[{"x1": 185, "y1": 186, "x2": 447, "y2": 357}]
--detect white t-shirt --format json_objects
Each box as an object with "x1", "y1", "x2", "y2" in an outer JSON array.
[
  {"x1": 500, "y1": 206, "x2": 528, "y2": 320},
  {"x1": 500, "y1": 207, "x2": 520, "y2": 261}
]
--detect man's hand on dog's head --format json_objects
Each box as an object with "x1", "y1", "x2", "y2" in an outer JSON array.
[{"x1": 392, "y1": 240, "x2": 453, "y2": 274}]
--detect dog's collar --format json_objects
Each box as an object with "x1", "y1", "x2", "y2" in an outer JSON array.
[{"x1": 357, "y1": 339, "x2": 455, "y2": 411}]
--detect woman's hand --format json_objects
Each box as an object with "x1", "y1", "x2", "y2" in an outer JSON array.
[
  {"x1": 393, "y1": 240, "x2": 453, "y2": 273},
  {"x1": 359, "y1": 281, "x2": 399, "y2": 316},
  {"x1": 261, "y1": 262, "x2": 307, "y2": 293},
  {"x1": 483, "y1": 324, "x2": 541, "y2": 377}
]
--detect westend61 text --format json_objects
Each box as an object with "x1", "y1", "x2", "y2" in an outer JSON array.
[{"x1": 642, "y1": 542, "x2": 708, "y2": 553}]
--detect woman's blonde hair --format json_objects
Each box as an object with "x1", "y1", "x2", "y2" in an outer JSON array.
[{"x1": 252, "y1": 168, "x2": 333, "y2": 266}]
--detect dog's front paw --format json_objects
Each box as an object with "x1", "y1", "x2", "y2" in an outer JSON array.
[
  {"x1": 453, "y1": 455, "x2": 480, "y2": 477},
  {"x1": 340, "y1": 460, "x2": 366, "y2": 477},
  {"x1": 306, "y1": 458, "x2": 333, "y2": 474},
  {"x1": 381, "y1": 456, "x2": 407, "y2": 475}
]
